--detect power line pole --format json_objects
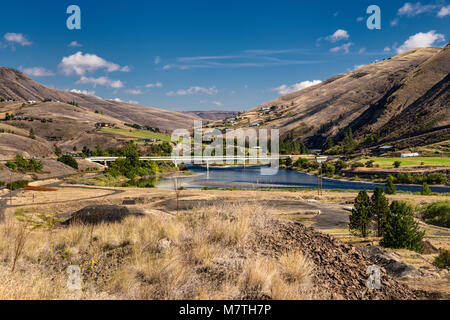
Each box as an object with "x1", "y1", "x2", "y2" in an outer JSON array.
[{"x1": 9, "y1": 172, "x2": 12, "y2": 205}]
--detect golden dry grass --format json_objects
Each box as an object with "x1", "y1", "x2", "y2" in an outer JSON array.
[{"x1": 0, "y1": 201, "x2": 314, "y2": 300}]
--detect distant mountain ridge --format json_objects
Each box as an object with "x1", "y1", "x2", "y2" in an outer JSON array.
[
  {"x1": 240, "y1": 44, "x2": 450, "y2": 150},
  {"x1": 0, "y1": 66, "x2": 200, "y2": 132}
]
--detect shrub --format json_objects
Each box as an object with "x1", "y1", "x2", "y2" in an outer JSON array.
[
  {"x1": 422, "y1": 200, "x2": 450, "y2": 228},
  {"x1": 381, "y1": 201, "x2": 424, "y2": 253},
  {"x1": 365, "y1": 160, "x2": 375, "y2": 168},
  {"x1": 351, "y1": 162, "x2": 364, "y2": 168},
  {"x1": 393, "y1": 161, "x2": 401, "y2": 168},
  {"x1": 7, "y1": 180, "x2": 29, "y2": 191},
  {"x1": 57, "y1": 155, "x2": 78, "y2": 169},
  {"x1": 433, "y1": 250, "x2": 450, "y2": 269},
  {"x1": 385, "y1": 175, "x2": 396, "y2": 195},
  {"x1": 0, "y1": 181, "x2": 5, "y2": 187},
  {"x1": 421, "y1": 182, "x2": 432, "y2": 196},
  {"x1": 5, "y1": 155, "x2": 42, "y2": 173}
]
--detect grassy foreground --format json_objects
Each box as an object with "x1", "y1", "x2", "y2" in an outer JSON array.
[{"x1": 0, "y1": 202, "x2": 313, "y2": 299}]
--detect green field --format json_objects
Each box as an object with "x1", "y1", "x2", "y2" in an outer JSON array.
[
  {"x1": 364, "y1": 156, "x2": 450, "y2": 167},
  {"x1": 100, "y1": 127, "x2": 171, "y2": 142}
]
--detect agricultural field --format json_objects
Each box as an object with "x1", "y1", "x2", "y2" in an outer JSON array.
[
  {"x1": 100, "y1": 127, "x2": 171, "y2": 142},
  {"x1": 364, "y1": 156, "x2": 450, "y2": 168}
]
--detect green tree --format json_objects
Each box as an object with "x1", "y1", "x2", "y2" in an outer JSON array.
[
  {"x1": 380, "y1": 201, "x2": 425, "y2": 253},
  {"x1": 54, "y1": 144, "x2": 62, "y2": 157},
  {"x1": 371, "y1": 187, "x2": 390, "y2": 237},
  {"x1": 385, "y1": 175, "x2": 396, "y2": 195},
  {"x1": 57, "y1": 155, "x2": 78, "y2": 170},
  {"x1": 29, "y1": 128, "x2": 36, "y2": 140},
  {"x1": 393, "y1": 161, "x2": 401, "y2": 168},
  {"x1": 421, "y1": 182, "x2": 432, "y2": 196},
  {"x1": 349, "y1": 190, "x2": 373, "y2": 238}
]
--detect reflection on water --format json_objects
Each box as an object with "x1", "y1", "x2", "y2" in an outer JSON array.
[{"x1": 155, "y1": 165, "x2": 450, "y2": 194}]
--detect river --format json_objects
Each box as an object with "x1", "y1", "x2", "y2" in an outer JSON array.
[{"x1": 155, "y1": 165, "x2": 450, "y2": 193}]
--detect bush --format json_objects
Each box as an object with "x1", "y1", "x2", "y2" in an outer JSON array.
[
  {"x1": 57, "y1": 155, "x2": 78, "y2": 169},
  {"x1": 0, "y1": 181, "x2": 5, "y2": 187},
  {"x1": 433, "y1": 250, "x2": 450, "y2": 269},
  {"x1": 421, "y1": 182, "x2": 432, "y2": 195},
  {"x1": 422, "y1": 200, "x2": 450, "y2": 228},
  {"x1": 7, "y1": 180, "x2": 29, "y2": 191},
  {"x1": 351, "y1": 162, "x2": 364, "y2": 168},
  {"x1": 393, "y1": 161, "x2": 401, "y2": 168},
  {"x1": 381, "y1": 201, "x2": 425, "y2": 253},
  {"x1": 385, "y1": 175, "x2": 396, "y2": 195},
  {"x1": 5, "y1": 155, "x2": 43, "y2": 173}
]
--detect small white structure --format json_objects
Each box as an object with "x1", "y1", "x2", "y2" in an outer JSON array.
[
  {"x1": 401, "y1": 152, "x2": 419, "y2": 158},
  {"x1": 250, "y1": 123, "x2": 260, "y2": 127}
]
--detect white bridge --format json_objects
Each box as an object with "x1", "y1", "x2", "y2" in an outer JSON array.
[{"x1": 86, "y1": 155, "x2": 287, "y2": 170}]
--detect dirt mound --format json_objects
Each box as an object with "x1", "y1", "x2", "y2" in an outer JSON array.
[
  {"x1": 253, "y1": 219, "x2": 422, "y2": 299},
  {"x1": 61, "y1": 205, "x2": 146, "y2": 226}
]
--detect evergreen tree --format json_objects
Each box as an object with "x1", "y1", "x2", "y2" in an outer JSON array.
[
  {"x1": 371, "y1": 187, "x2": 390, "y2": 237},
  {"x1": 385, "y1": 175, "x2": 396, "y2": 195},
  {"x1": 421, "y1": 182, "x2": 432, "y2": 196},
  {"x1": 381, "y1": 201, "x2": 425, "y2": 253},
  {"x1": 349, "y1": 190, "x2": 372, "y2": 237}
]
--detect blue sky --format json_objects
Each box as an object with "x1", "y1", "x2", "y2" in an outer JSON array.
[{"x1": 0, "y1": 0, "x2": 448, "y2": 111}]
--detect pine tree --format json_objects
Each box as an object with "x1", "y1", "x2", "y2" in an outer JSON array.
[
  {"x1": 385, "y1": 175, "x2": 396, "y2": 195},
  {"x1": 371, "y1": 187, "x2": 390, "y2": 237},
  {"x1": 421, "y1": 182, "x2": 432, "y2": 196},
  {"x1": 349, "y1": 190, "x2": 372, "y2": 237},
  {"x1": 381, "y1": 201, "x2": 425, "y2": 253}
]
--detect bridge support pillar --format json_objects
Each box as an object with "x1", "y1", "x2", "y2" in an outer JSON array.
[
  {"x1": 174, "y1": 160, "x2": 178, "y2": 168},
  {"x1": 206, "y1": 161, "x2": 209, "y2": 172}
]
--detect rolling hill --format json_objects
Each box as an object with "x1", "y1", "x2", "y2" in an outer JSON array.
[{"x1": 236, "y1": 44, "x2": 450, "y2": 150}]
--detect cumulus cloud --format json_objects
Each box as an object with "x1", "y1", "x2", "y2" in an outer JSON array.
[
  {"x1": 396, "y1": 30, "x2": 445, "y2": 54},
  {"x1": 437, "y1": 5, "x2": 450, "y2": 17},
  {"x1": 273, "y1": 80, "x2": 322, "y2": 95},
  {"x1": 59, "y1": 52, "x2": 130, "y2": 76},
  {"x1": 384, "y1": 46, "x2": 392, "y2": 52},
  {"x1": 330, "y1": 42, "x2": 353, "y2": 54},
  {"x1": 145, "y1": 82, "x2": 163, "y2": 88},
  {"x1": 76, "y1": 76, "x2": 124, "y2": 88},
  {"x1": 124, "y1": 89, "x2": 142, "y2": 95},
  {"x1": 4, "y1": 33, "x2": 32, "y2": 46},
  {"x1": 110, "y1": 98, "x2": 139, "y2": 104},
  {"x1": 21, "y1": 67, "x2": 54, "y2": 77},
  {"x1": 154, "y1": 56, "x2": 161, "y2": 65},
  {"x1": 68, "y1": 41, "x2": 82, "y2": 47},
  {"x1": 166, "y1": 86, "x2": 218, "y2": 96},
  {"x1": 398, "y1": 2, "x2": 437, "y2": 17},
  {"x1": 70, "y1": 89, "x2": 95, "y2": 96},
  {"x1": 325, "y1": 29, "x2": 349, "y2": 42}
]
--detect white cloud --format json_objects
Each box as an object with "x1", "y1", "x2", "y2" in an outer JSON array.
[
  {"x1": 356, "y1": 16, "x2": 364, "y2": 22},
  {"x1": 21, "y1": 67, "x2": 54, "y2": 77},
  {"x1": 70, "y1": 89, "x2": 95, "y2": 96},
  {"x1": 59, "y1": 51, "x2": 130, "y2": 76},
  {"x1": 212, "y1": 101, "x2": 223, "y2": 107},
  {"x1": 68, "y1": 41, "x2": 82, "y2": 47},
  {"x1": 384, "y1": 46, "x2": 392, "y2": 52},
  {"x1": 325, "y1": 29, "x2": 349, "y2": 42},
  {"x1": 76, "y1": 76, "x2": 124, "y2": 88},
  {"x1": 330, "y1": 42, "x2": 353, "y2": 54},
  {"x1": 353, "y1": 65, "x2": 365, "y2": 70},
  {"x1": 124, "y1": 89, "x2": 142, "y2": 95},
  {"x1": 390, "y1": 18, "x2": 399, "y2": 26},
  {"x1": 396, "y1": 30, "x2": 445, "y2": 54},
  {"x1": 4, "y1": 33, "x2": 32, "y2": 46},
  {"x1": 166, "y1": 86, "x2": 218, "y2": 96},
  {"x1": 145, "y1": 82, "x2": 163, "y2": 88},
  {"x1": 110, "y1": 98, "x2": 138, "y2": 104},
  {"x1": 358, "y1": 48, "x2": 366, "y2": 54},
  {"x1": 154, "y1": 56, "x2": 161, "y2": 65},
  {"x1": 437, "y1": 5, "x2": 450, "y2": 17},
  {"x1": 273, "y1": 80, "x2": 322, "y2": 95},
  {"x1": 398, "y1": 2, "x2": 437, "y2": 16}
]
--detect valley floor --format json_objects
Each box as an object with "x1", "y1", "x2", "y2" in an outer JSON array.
[{"x1": 0, "y1": 180, "x2": 449, "y2": 299}]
